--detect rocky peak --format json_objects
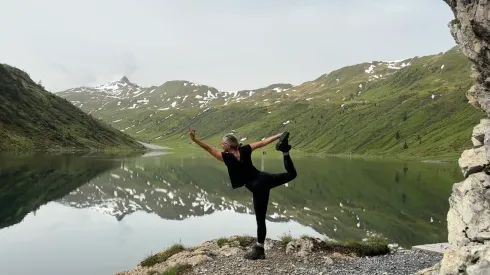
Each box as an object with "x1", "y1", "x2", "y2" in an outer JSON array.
[{"x1": 120, "y1": 76, "x2": 131, "y2": 85}]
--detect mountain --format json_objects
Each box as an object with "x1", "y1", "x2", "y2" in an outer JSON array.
[
  {"x1": 58, "y1": 77, "x2": 294, "y2": 115},
  {"x1": 0, "y1": 64, "x2": 145, "y2": 151},
  {"x1": 58, "y1": 46, "x2": 484, "y2": 158}
]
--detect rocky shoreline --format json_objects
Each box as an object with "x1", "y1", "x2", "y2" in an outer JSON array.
[{"x1": 116, "y1": 236, "x2": 442, "y2": 275}]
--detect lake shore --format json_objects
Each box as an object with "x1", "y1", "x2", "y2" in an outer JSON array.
[
  {"x1": 116, "y1": 235, "x2": 441, "y2": 275},
  {"x1": 149, "y1": 140, "x2": 461, "y2": 164}
]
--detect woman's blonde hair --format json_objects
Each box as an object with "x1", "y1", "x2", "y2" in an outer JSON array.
[{"x1": 223, "y1": 134, "x2": 242, "y2": 149}]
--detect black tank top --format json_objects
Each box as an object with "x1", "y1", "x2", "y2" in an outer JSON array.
[{"x1": 221, "y1": 144, "x2": 260, "y2": 189}]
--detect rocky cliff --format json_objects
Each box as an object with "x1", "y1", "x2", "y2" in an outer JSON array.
[{"x1": 418, "y1": 1, "x2": 490, "y2": 274}]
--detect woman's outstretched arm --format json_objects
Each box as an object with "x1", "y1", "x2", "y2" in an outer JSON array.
[
  {"x1": 249, "y1": 133, "x2": 283, "y2": 151},
  {"x1": 188, "y1": 128, "x2": 223, "y2": 162}
]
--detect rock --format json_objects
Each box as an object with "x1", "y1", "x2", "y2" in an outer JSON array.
[
  {"x1": 330, "y1": 252, "x2": 351, "y2": 261},
  {"x1": 440, "y1": 245, "x2": 490, "y2": 275},
  {"x1": 415, "y1": 262, "x2": 440, "y2": 275},
  {"x1": 444, "y1": 0, "x2": 490, "y2": 115},
  {"x1": 473, "y1": 119, "x2": 490, "y2": 144},
  {"x1": 447, "y1": 173, "x2": 490, "y2": 247},
  {"x1": 485, "y1": 127, "x2": 490, "y2": 163},
  {"x1": 285, "y1": 237, "x2": 318, "y2": 257},
  {"x1": 165, "y1": 251, "x2": 212, "y2": 267},
  {"x1": 322, "y1": 256, "x2": 334, "y2": 265},
  {"x1": 458, "y1": 147, "x2": 487, "y2": 178},
  {"x1": 438, "y1": 1, "x2": 490, "y2": 272},
  {"x1": 388, "y1": 243, "x2": 399, "y2": 251},
  {"x1": 473, "y1": 136, "x2": 484, "y2": 147}
]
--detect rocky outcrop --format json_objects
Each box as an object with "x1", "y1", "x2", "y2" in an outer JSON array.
[
  {"x1": 419, "y1": 1, "x2": 490, "y2": 274},
  {"x1": 118, "y1": 236, "x2": 438, "y2": 275},
  {"x1": 444, "y1": 0, "x2": 490, "y2": 115},
  {"x1": 116, "y1": 236, "x2": 247, "y2": 275}
]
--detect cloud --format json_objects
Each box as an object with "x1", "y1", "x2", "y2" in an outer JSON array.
[{"x1": 0, "y1": 0, "x2": 457, "y2": 92}]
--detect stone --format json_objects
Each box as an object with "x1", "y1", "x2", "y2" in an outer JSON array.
[
  {"x1": 285, "y1": 237, "x2": 324, "y2": 257},
  {"x1": 440, "y1": 245, "x2": 490, "y2": 275},
  {"x1": 447, "y1": 173, "x2": 490, "y2": 247},
  {"x1": 322, "y1": 256, "x2": 334, "y2": 265},
  {"x1": 473, "y1": 119, "x2": 490, "y2": 144},
  {"x1": 415, "y1": 262, "x2": 440, "y2": 275},
  {"x1": 458, "y1": 147, "x2": 487, "y2": 178},
  {"x1": 485, "y1": 127, "x2": 490, "y2": 163},
  {"x1": 473, "y1": 137, "x2": 484, "y2": 147},
  {"x1": 330, "y1": 252, "x2": 351, "y2": 260}
]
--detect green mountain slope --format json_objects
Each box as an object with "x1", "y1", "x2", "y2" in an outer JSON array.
[
  {"x1": 0, "y1": 64, "x2": 145, "y2": 152},
  {"x1": 58, "y1": 46, "x2": 484, "y2": 159}
]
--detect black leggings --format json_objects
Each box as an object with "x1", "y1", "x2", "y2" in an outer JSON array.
[{"x1": 246, "y1": 154, "x2": 297, "y2": 244}]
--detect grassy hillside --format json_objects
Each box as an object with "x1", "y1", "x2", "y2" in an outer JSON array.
[
  {"x1": 0, "y1": 64, "x2": 145, "y2": 152},
  {"x1": 59, "y1": 46, "x2": 484, "y2": 159}
]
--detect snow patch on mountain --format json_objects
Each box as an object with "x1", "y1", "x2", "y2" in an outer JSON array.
[{"x1": 365, "y1": 65, "x2": 376, "y2": 74}]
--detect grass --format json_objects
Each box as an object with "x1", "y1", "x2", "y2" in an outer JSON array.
[
  {"x1": 141, "y1": 244, "x2": 186, "y2": 267},
  {"x1": 321, "y1": 236, "x2": 391, "y2": 257},
  {"x1": 217, "y1": 237, "x2": 229, "y2": 248},
  {"x1": 236, "y1": 235, "x2": 256, "y2": 247},
  {"x1": 279, "y1": 232, "x2": 294, "y2": 248},
  {"x1": 216, "y1": 235, "x2": 255, "y2": 248}
]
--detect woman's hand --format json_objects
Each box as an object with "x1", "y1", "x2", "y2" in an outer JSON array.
[{"x1": 188, "y1": 128, "x2": 196, "y2": 141}]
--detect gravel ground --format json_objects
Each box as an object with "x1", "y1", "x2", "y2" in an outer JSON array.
[
  {"x1": 322, "y1": 250, "x2": 441, "y2": 275},
  {"x1": 186, "y1": 246, "x2": 442, "y2": 275}
]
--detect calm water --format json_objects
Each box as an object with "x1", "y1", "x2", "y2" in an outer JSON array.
[{"x1": 0, "y1": 151, "x2": 462, "y2": 275}]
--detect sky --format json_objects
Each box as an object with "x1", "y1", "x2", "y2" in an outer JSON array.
[{"x1": 0, "y1": 0, "x2": 457, "y2": 92}]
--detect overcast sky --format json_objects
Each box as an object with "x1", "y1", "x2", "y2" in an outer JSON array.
[{"x1": 1, "y1": 0, "x2": 457, "y2": 92}]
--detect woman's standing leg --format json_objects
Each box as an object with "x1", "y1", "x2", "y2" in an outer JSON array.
[
  {"x1": 244, "y1": 178, "x2": 270, "y2": 260},
  {"x1": 253, "y1": 189, "x2": 269, "y2": 245}
]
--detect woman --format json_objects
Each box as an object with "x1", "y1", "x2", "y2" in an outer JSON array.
[{"x1": 188, "y1": 128, "x2": 297, "y2": 260}]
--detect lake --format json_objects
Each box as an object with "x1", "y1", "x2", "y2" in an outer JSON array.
[{"x1": 0, "y1": 151, "x2": 461, "y2": 275}]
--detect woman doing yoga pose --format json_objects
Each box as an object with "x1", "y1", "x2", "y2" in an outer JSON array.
[{"x1": 188, "y1": 129, "x2": 297, "y2": 260}]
